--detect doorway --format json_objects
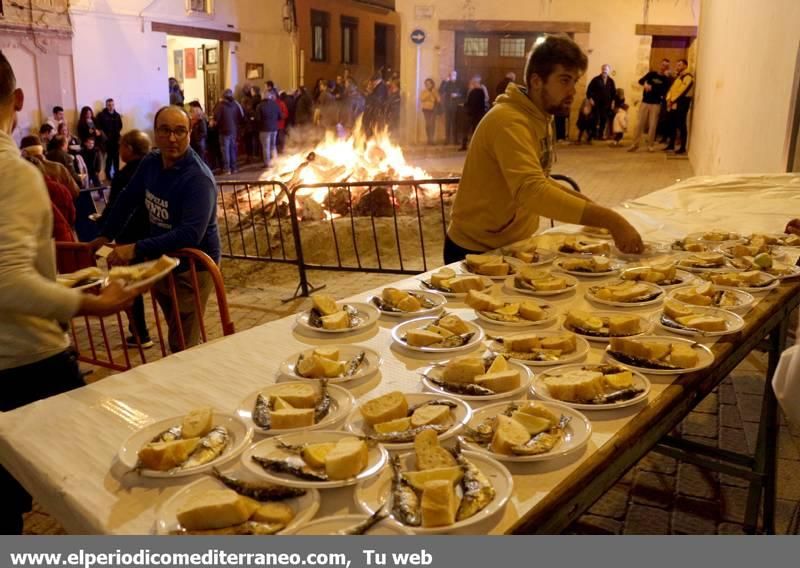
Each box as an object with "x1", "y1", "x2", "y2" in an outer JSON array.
[
  {"x1": 374, "y1": 23, "x2": 396, "y2": 76},
  {"x1": 649, "y1": 36, "x2": 691, "y2": 71},
  {"x1": 166, "y1": 35, "x2": 220, "y2": 115}
]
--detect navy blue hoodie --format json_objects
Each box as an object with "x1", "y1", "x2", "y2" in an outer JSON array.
[{"x1": 101, "y1": 147, "x2": 221, "y2": 264}]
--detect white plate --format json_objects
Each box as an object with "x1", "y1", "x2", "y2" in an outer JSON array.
[
  {"x1": 501, "y1": 249, "x2": 558, "y2": 266},
  {"x1": 686, "y1": 231, "x2": 743, "y2": 244},
  {"x1": 666, "y1": 286, "x2": 755, "y2": 315},
  {"x1": 676, "y1": 253, "x2": 741, "y2": 273},
  {"x1": 486, "y1": 330, "x2": 591, "y2": 367},
  {"x1": 368, "y1": 290, "x2": 446, "y2": 318},
  {"x1": 345, "y1": 393, "x2": 472, "y2": 451},
  {"x1": 768, "y1": 264, "x2": 800, "y2": 280},
  {"x1": 460, "y1": 257, "x2": 519, "y2": 281},
  {"x1": 236, "y1": 383, "x2": 355, "y2": 436},
  {"x1": 459, "y1": 400, "x2": 592, "y2": 463},
  {"x1": 280, "y1": 345, "x2": 381, "y2": 385},
  {"x1": 604, "y1": 335, "x2": 715, "y2": 375},
  {"x1": 696, "y1": 272, "x2": 781, "y2": 293},
  {"x1": 503, "y1": 273, "x2": 579, "y2": 297},
  {"x1": 289, "y1": 514, "x2": 414, "y2": 535},
  {"x1": 620, "y1": 267, "x2": 696, "y2": 290},
  {"x1": 655, "y1": 306, "x2": 745, "y2": 337},
  {"x1": 295, "y1": 302, "x2": 379, "y2": 334},
  {"x1": 118, "y1": 412, "x2": 253, "y2": 478},
  {"x1": 420, "y1": 359, "x2": 533, "y2": 402},
  {"x1": 113, "y1": 256, "x2": 180, "y2": 291},
  {"x1": 354, "y1": 450, "x2": 513, "y2": 534},
  {"x1": 532, "y1": 364, "x2": 651, "y2": 410},
  {"x1": 612, "y1": 241, "x2": 672, "y2": 261},
  {"x1": 561, "y1": 311, "x2": 652, "y2": 343},
  {"x1": 153, "y1": 474, "x2": 320, "y2": 535},
  {"x1": 242, "y1": 430, "x2": 388, "y2": 489},
  {"x1": 585, "y1": 280, "x2": 664, "y2": 307},
  {"x1": 552, "y1": 256, "x2": 625, "y2": 278},
  {"x1": 473, "y1": 296, "x2": 558, "y2": 328},
  {"x1": 391, "y1": 316, "x2": 485, "y2": 354},
  {"x1": 556, "y1": 239, "x2": 612, "y2": 257},
  {"x1": 418, "y1": 276, "x2": 494, "y2": 298}
]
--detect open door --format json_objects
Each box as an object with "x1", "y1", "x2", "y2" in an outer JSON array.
[{"x1": 204, "y1": 43, "x2": 221, "y2": 114}]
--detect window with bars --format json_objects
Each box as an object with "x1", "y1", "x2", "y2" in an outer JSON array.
[
  {"x1": 499, "y1": 37, "x2": 526, "y2": 58},
  {"x1": 463, "y1": 37, "x2": 489, "y2": 57},
  {"x1": 311, "y1": 10, "x2": 329, "y2": 62},
  {"x1": 341, "y1": 16, "x2": 358, "y2": 64}
]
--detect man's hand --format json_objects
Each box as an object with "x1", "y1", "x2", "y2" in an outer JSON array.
[
  {"x1": 644, "y1": 84, "x2": 652, "y2": 92},
  {"x1": 77, "y1": 281, "x2": 139, "y2": 317},
  {"x1": 89, "y1": 236, "x2": 110, "y2": 251},
  {"x1": 610, "y1": 218, "x2": 645, "y2": 254},
  {"x1": 107, "y1": 243, "x2": 136, "y2": 265},
  {"x1": 786, "y1": 218, "x2": 800, "y2": 236}
]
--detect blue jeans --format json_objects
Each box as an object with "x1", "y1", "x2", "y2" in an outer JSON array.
[
  {"x1": 220, "y1": 133, "x2": 237, "y2": 172},
  {"x1": 259, "y1": 131, "x2": 278, "y2": 167}
]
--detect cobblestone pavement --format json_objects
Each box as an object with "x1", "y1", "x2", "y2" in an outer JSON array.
[{"x1": 24, "y1": 143, "x2": 799, "y2": 534}]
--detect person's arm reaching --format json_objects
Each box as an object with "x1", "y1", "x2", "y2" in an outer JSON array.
[
  {"x1": 95, "y1": 157, "x2": 149, "y2": 244},
  {"x1": 134, "y1": 175, "x2": 216, "y2": 258}
]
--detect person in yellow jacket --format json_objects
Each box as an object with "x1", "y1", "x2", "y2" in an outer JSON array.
[
  {"x1": 445, "y1": 35, "x2": 643, "y2": 262},
  {"x1": 663, "y1": 58, "x2": 694, "y2": 154}
]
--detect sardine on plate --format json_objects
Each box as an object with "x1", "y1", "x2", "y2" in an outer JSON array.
[
  {"x1": 211, "y1": 468, "x2": 306, "y2": 501},
  {"x1": 252, "y1": 393, "x2": 273, "y2": 430},
  {"x1": 406, "y1": 399, "x2": 458, "y2": 414},
  {"x1": 336, "y1": 506, "x2": 388, "y2": 535},
  {"x1": 314, "y1": 379, "x2": 331, "y2": 422},
  {"x1": 345, "y1": 351, "x2": 366, "y2": 377},
  {"x1": 251, "y1": 454, "x2": 329, "y2": 482},
  {"x1": 367, "y1": 424, "x2": 448, "y2": 444},
  {"x1": 510, "y1": 415, "x2": 570, "y2": 456},
  {"x1": 181, "y1": 426, "x2": 229, "y2": 469},
  {"x1": 450, "y1": 441, "x2": 495, "y2": 521},
  {"x1": 426, "y1": 376, "x2": 495, "y2": 396},
  {"x1": 390, "y1": 455, "x2": 421, "y2": 526}
]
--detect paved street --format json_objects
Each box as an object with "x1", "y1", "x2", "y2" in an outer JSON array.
[{"x1": 25, "y1": 143, "x2": 799, "y2": 534}]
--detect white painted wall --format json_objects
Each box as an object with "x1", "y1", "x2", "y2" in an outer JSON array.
[
  {"x1": 690, "y1": 0, "x2": 800, "y2": 174},
  {"x1": 3, "y1": 46, "x2": 40, "y2": 143},
  {"x1": 395, "y1": 0, "x2": 699, "y2": 143},
  {"x1": 68, "y1": 0, "x2": 292, "y2": 133}
]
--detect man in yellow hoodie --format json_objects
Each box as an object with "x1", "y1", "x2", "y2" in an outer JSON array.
[{"x1": 445, "y1": 35, "x2": 643, "y2": 262}]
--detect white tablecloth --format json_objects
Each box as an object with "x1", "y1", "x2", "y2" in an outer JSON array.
[{"x1": 1, "y1": 174, "x2": 798, "y2": 534}]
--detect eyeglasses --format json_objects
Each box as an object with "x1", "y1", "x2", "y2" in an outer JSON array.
[{"x1": 156, "y1": 126, "x2": 189, "y2": 139}]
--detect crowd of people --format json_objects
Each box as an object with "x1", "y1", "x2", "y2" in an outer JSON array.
[{"x1": 167, "y1": 68, "x2": 403, "y2": 175}]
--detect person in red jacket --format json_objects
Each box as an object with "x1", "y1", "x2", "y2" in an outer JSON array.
[
  {"x1": 23, "y1": 154, "x2": 76, "y2": 241},
  {"x1": 276, "y1": 93, "x2": 289, "y2": 154}
]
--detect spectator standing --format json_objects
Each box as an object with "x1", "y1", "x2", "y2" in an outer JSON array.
[
  {"x1": 188, "y1": 101, "x2": 208, "y2": 163},
  {"x1": 664, "y1": 58, "x2": 694, "y2": 155},
  {"x1": 495, "y1": 71, "x2": 516, "y2": 101},
  {"x1": 255, "y1": 92, "x2": 281, "y2": 168},
  {"x1": 586, "y1": 64, "x2": 616, "y2": 140},
  {"x1": 420, "y1": 78, "x2": 440, "y2": 145},
  {"x1": 386, "y1": 78, "x2": 401, "y2": 137},
  {"x1": 97, "y1": 129, "x2": 153, "y2": 347},
  {"x1": 460, "y1": 76, "x2": 488, "y2": 151},
  {"x1": 93, "y1": 105, "x2": 221, "y2": 353},
  {"x1": 46, "y1": 105, "x2": 65, "y2": 131},
  {"x1": 275, "y1": 94, "x2": 289, "y2": 153},
  {"x1": 95, "y1": 98, "x2": 123, "y2": 179},
  {"x1": 169, "y1": 77, "x2": 184, "y2": 106},
  {"x1": 627, "y1": 58, "x2": 671, "y2": 152},
  {"x1": 439, "y1": 70, "x2": 464, "y2": 145},
  {"x1": 317, "y1": 80, "x2": 338, "y2": 130},
  {"x1": 342, "y1": 79, "x2": 365, "y2": 133},
  {"x1": 213, "y1": 89, "x2": 244, "y2": 175},
  {"x1": 241, "y1": 86, "x2": 261, "y2": 163},
  {"x1": 77, "y1": 106, "x2": 100, "y2": 143},
  {"x1": 610, "y1": 103, "x2": 628, "y2": 146},
  {"x1": 364, "y1": 73, "x2": 388, "y2": 136},
  {"x1": 79, "y1": 136, "x2": 102, "y2": 187},
  {"x1": 294, "y1": 86, "x2": 314, "y2": 126},
  {"x1": 0, "y1": 50, "x2": 136, "y2": 535}
]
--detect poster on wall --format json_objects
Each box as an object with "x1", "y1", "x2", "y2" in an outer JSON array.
[
  {"x1": 173, "y1": 49, "x2": 184, "y2": 83},
  {"x1": 185, "y1": 48, "x2": 196, "y2": 79}
]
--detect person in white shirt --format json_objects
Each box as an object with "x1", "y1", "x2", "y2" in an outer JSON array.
[
  {"x1": 0, "y1": 50, "x2": 138, "y2": 534},
  {"x1": 45, "y1": 105, "x2": 65, "y2": 132},
  {"x1": 610, "y1": 103, "x2": 629, "y2": 146}
]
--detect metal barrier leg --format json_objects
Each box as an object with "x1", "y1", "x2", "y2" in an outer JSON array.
[{"x1": 281, "y1": 279, "x2": 327, "y2": 303}]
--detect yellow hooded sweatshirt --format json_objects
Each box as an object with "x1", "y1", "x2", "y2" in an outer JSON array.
[{"x1": 447, "y1": 83, "x2": 586, "y2": 251}]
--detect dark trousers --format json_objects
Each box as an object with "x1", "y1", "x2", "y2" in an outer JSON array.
[
  {"x1": 460, "y1": 114, "x2": 482, "y2": 150},
  {"x1": 444, "y1": 106, "x2": 458, "y2": 144},
  {"x1": 665, "y1": 99, "x2": 691, "y2": 151},
  {"x1": 595, "y1": 106, "x2": 611, "y2": 139},
  {"x1": 1, "y1": 350, "x2": 84, "y2": 534},
  {"x1": 423, "y1": 110, "x2": 436, "y2": 144},
  {"x1": 128, "y1": 295, "x2": 150, "y2": 340},
  {"x1": 104, "y1": 141, "x2": 119, "y2": 180},
  {"x1": 443, "y1": 234, "x2": 481, "y2": 264}
]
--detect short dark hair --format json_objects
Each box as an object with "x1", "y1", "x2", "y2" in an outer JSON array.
[
  {"x1": 120, "y1": 129, "x2": 151, "y2": 158},
  {"x1": 153, "y1": 105, "x2": 191, "y2": 130},
  {"x1": 524, "y1": 35, "x2": 588, "y2": 88},
  {"x1": 20, "y1": 135, "x2": 41, "y2": 149},
  {"x1": 53, "y1": 106, "x2": 64, "y2": 114},
  {"x1": 39, "y1": 123, "x2": 54, "y2": 135},
  {"x1": 0, "y1": 50, "x2": 16, "y2": 103},
  {"x1": 678, "y1": 58, "x2": 688, "y2": 66},
  {"x1": 106, "y1": 98, "x2": 114, "y2": 103}
]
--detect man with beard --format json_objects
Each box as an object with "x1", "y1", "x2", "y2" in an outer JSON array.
[{"x1": 445, "y1": 35, "x2": 643, "y2": 262}]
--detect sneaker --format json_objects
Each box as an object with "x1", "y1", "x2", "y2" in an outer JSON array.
[
  {"x1": 626, "y1": 144, "x2": 639, "y2": 152},
  {"x1": 126, "y1": 335, "x2": 154, "y2": 349}
]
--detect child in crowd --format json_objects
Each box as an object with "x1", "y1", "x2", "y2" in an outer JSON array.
[
  {"x1": 610, "y1": 103, "x2": 629, "y2": 146},
  {"x1": 575, "y1": 98, "x2": 595, "y2": 144},
  {"x1": 79, "y1": 135, "x2": 102, "y2": 187}
]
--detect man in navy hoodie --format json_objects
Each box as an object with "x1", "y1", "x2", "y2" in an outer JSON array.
[{"x1": 94, "y1": 105, "x2": 221, "y2": 353}]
